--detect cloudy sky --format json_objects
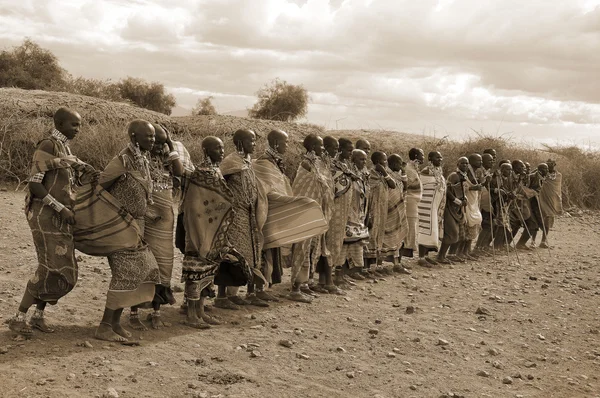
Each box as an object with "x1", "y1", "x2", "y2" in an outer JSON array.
[{"x1": 1, "y1": 0, "x2": 599, "y2": 146}]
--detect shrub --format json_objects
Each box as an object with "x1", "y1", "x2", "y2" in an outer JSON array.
[
  {"x1": 248, "y1": 78, "x2": 309, "y2": 122},
  {"x1": 118, "y1": 77, "x2": 176, "y2": 115},
  {"x1": 0, "y1": 39, "x2": 67, "y2": 90},
  {"x1": 192, "y1": 96, "x2": 217, "y2": 116},
  {"x1": 63, "y1": 76, "x2": 123, "y2": 102}
]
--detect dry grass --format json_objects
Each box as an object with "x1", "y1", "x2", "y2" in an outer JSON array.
[{"x1": 1, "y1": 88, "x2": 598, "y2": 209}]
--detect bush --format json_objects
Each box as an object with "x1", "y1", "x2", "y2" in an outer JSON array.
[
  {"x1": 0, "y1": 39, "x2": 67, "y2": 90},
  {"x1": 192, "y1": 96, "x2": 217, "y2": 116},
  {"x1": 118, "y1": 77, "x2": 176, "y2": 115},
  {"x1": 63, "y1": 76, "x2": 123, "y2": 102},
  {"x1": 248, "y1": 78, "x2": 309, "y2": 122}
]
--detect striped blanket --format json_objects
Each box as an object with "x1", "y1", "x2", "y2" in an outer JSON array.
[
  {"x1": 73, "y1": 184, "x2": 144, "y2": 255},
  {"x1": 418, "y1": 173, "x2": 446, "y2": 250},
  {"x1": 254, "y1": 158, "x2": 328, "y2": 250}
]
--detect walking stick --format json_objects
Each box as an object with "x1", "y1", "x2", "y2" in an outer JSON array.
[
  {"x1": 515, "y1": 199, "x2": 543, "y2": 262},
  {"x1": 487, "y1": 182, "x2": 496, "y2": 261},
  {"x1": 495, "y1": 176, "x2": 513, "y2": 263}
]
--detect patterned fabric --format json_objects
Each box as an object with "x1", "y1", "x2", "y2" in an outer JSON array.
[
  {"x1": 366, "y1": 169, "x2": 389, "y2": 260},
  {"x1": 101, "y1": 146, "x2": 160, "y2": 309},
  {"x1": 418, "y1": 167, "x2": 446, "y2": 250},
  {"x1": 23, "y1": 130, "x2": 90, "y2": 304},
  {"x1": 345, "y1": 165, "x2": 369, "y2": 242},
  {"x1": 181, "y1": 165, "x2": 246, "y2": 288},
  {"x1": 290, "y1": 153, "x2": 335, "y2": 283},
  {"x1": 381, "y1": 171, "x2": 408, "y2": 257},
  {"x1": 341, "y1": 241, "x2": 365, "y2": 269},
  {"x1": 172, "y1": 140, "x2": 195, "y2": 173},
  {"x1": 443, "y1": 172, "x2": 466, "y2": 244},
  {"x1": 220, "y1": 153, "x2": 266, "y2": 282},
  {"x1": 26, "y1": 200, "x2": 77, "y2": 304},
  {"x1": 326, "y1": 158, "x2": 354, "y2": 266},
  {"x1": 540, "y1": 171, "x2": 563, "y2": 218},
  {"x1": 145, "y1": 189, "x2": 175, "y2": 286}
]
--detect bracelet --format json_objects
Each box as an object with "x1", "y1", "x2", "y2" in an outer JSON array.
[
  {"x1": 42, "y1": 194, "x2": 65, "y2": 213},
  {"x1": 453, "y1": 198, "x2": 463, "y2": 206}
]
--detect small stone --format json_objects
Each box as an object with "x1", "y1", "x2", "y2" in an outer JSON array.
[
  {"x1": 368, "y1": 328, "x2": 379, "y2": 335},
  {"x1": 103, "y1": 388, "x2": 119, "y2": 398},
  {"x1": 250, "y1": 350, "x2": 261, "y2": 358},
  {"x1": 278, "y1": 340, "x2": 293, "y2": 348},
  {"x1": 512, "y1": 373, "x2": 522, "y2": 379},
  {"x1": 524, "y1": 362, "x2": 537, "y2": 368},
  {"x1": 409, "y1": 385, "x2": 417, "y2": 390},
  {"x1": 250, "y1": 325, "x2": 264, "y2": 330},
  {"x1": 296, "y1": 353, "x2": 310, "y2": 360},
  {"x1": 250, "y1": 314, "x2": 257, "y2": 320},
  {"x1": 537, "y1": 334, "x2": 546, "y2": 341},
  {"x1": 405, "y1": 306, "x2": 415, "y2": 314},
  {"x1": 271, "y1": 324, "x2": 279, "y2": 329},
  {"x1": 386, "y1": 352, "x2": 397, "y2": 358},
  {"x1": 502, "y1": 376, "x2": 513, "y2": 385},
  {"x1": 437, "y1": 339, "x2": 449, "y2": 346},
  {"x1": 346, "y1": 371, "x2": 356, "y2": 379},
  {"x1": 336, "y1": 347, "x2": 346, "y2": 353},
  {"x1": 393, "y1": 347, "x2": 401, "y2": 354},
  {"x1": 589, "y1": 329, "x2": 599, "y2": 335},
  {"x1": 405, "y1": 368, "x2": 416, "y2": 374},
  {"x1": 374, "y1": 319, "x2": 382, "y2": 324},
  {"x1": 147, "y1": 361, "x2": 159, "y2": 367},
  {"x1": 488, "y1": 348, "x2": 500, "y2": 356},
  {"x1": 493, "y1": 361, "x2": 504, "y2": 369},
  {"x1": 412, "y1": 337, "x2": 421, "y2": 343},
  {"x1": 0, "y1": 346, "x2": 8, "y2": 354},
  {"x1": 83, "y1": 341, "x2": 93, "y2": 349},
  {"x1": 526, "y1": 374, "x2": 534, "y2": 380},
  {"x1": 475, "y1": 307, "x2": 492, "y2": 316},
  {"x1": 477, "y1": 370, "x2": 490, "y2": 377},
  {"x1": 67, "y1": 373, "x2": 75, "y2": 381}
]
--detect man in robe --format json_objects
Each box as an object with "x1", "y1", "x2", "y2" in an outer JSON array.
[
  {"x1": 516, "y1": 163, "x2": 548, "y2": 249},
  {"x1": 8, "y1": 107, "x2": 99, "y2": 337},
  {"x1": 416, "y1": 151, "x2": 446, "y2": 267}
]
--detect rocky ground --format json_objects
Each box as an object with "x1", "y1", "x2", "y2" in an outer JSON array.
[{"x1": 0, "y1": 188, "x2": 599, "y2": 398}]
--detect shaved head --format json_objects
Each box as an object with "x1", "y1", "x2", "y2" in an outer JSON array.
[
  {"x1": 53, "y1": 107, "x2": 80, "y2": 127},
  {"x1": 355, "y1": 139, "x2": 371, "y2": 154},
  {"x1": 151, "y1": 123, "x2": 167, "y2": 143},
  {"x1": 371, "y1": 151, "x2": 386, "y2": 165},
  {"x1": 267, "y1": 129, "x2": 289, "y2": 154},
  {"x1": 128, "y1": 119, "x2": 155, "y2": 151},
  {"x1": 202, "y1": 136, "x2": 225, "y2": 164}
]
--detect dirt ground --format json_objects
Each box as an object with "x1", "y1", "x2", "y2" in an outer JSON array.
[{"x1": 0, "y1": 188, "x2": 599, "y2": 398}]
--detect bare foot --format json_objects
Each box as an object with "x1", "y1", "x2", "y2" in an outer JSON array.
[
  {"x1": 112, "y1": 323, "x2": 132, "y2": 339},
  {"x1": 129, "y1": 314, "x2": 148, "y2": 331},
  {"x1": 30, "y1": 317, "x2": 55, "y2": 333},
  {"x1": 146, "y1": 313, "x2": 163, "y2": 329},
  {"x1": 95, "y1": 323, "x2": 128, "y2": 342},
  {"x1": 287, "y1": 291, "x2": 313, "y2": 303},
  {"x1": 7, "y1": 318, "x2": 33, "y2": 337}
]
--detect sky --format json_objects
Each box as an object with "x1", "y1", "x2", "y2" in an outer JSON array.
[{"x1": 1, "y1": 0, "x2": 599, "y2": 147}]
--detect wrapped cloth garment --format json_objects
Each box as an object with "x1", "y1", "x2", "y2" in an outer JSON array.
[{"x1": 417, "y1": 166, "x2": 446, "y2": 251}]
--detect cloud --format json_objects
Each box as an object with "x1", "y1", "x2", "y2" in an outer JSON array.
[{"x1": 0, "y1": 0, "x2": 599, "y2": 144}]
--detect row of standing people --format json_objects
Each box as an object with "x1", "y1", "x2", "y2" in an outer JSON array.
[{"x1": 6, "y1": 107, "x2": 563, "y2": 341}]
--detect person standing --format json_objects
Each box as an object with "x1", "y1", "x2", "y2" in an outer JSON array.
[{"x1": 8, "y1": 108, "x2": 98, "y2": 337}]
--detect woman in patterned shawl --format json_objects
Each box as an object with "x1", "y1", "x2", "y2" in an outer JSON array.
[
  {"x1": 181, "y1": 136, "x2": 244, "y2": 328},
  {"x1": 143, "y1": 123, "x2": 183, "y2": 329},
  {"x1": 8, "y1": 108, "x2": 98, "y2": 337},
  {"x1": 95, "y1": 120, "x2": 161, "y2": 343}
]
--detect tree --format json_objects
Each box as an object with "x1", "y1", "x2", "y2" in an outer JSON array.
[
  {"x1": 192, "y1": 96, "x2": 217, "y2": 116},
  {"x1": 248, "y1": 78, "x2": 309, "y2": 122},
  {"x1": 117, "y1": 77, "x2": 177, "y2": 115},
  {"x1": 0, "y1": 38, "x2": 67, "y2": 90}
]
